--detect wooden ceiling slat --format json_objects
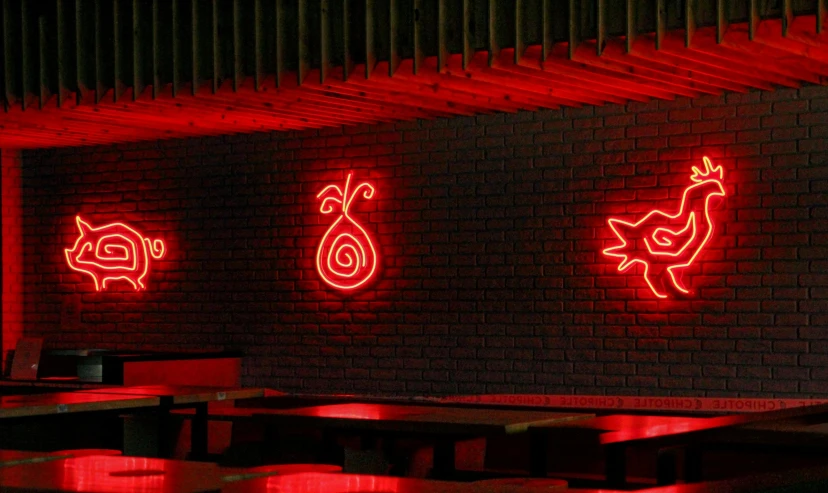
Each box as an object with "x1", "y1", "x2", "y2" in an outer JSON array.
[
  {"x1": 3, "y1": 8, "x2": 828, "y2": 149},
  {"x1": 335, "y1": 69, "x2": 495, "y2": 117},
  {"x1": 545, "y1": 43, "x2": 690, "y2": 101},
  {"x1": 274, "y1": 68, "x2": 441, "y2": 120},
  {"x1": 571, "y1": 43, "x2": 706, "y2": 98},
  {"x1": 321, "y1": 0, "x2": 331, "y2": 82},
  {"x1": 782, "y1": 0, "x2": 793, "y2": 37},
  {"x1": 57, "y1": 0, "x2": 68, "y2": 107},
  {"x1": 626, "y1": 0, "x2": 636, "y2": 54},
  {"x1": 568, "y1": 0, "x2": 579, "y2": 59},
  {"x1": 298, "y1": 0, "x2": 310, "y2": 85},
  {"x1": 276, "y1": 0, "x2": 287, "y2": 87},
  {"x1": 647, "y1": 32, "x2": 801, "y2": 89},
  {"x1": 37, "y1": 15, "x2": 48, "y2": 109},
  {"x1": 611, "y1": 41, "x2": 751, "y2": 94},
  {"x1": 749, "y1": 0, "x2": 759, "y2": 41},
  {"x1": 0, "y1": 0, "x2": 5, "y2": 112},
  {"x1": 685, "y1": 27, "x2": 821, "y2": 86},
  {"x1": 192, "y1": 0, "x2": 201, "y2": 95},
  {"x1": 597, "y1": 0, "x2": 607, "y2": 56},
  {"x1": 413, "y1": 0, "x2": 423, "y2": 75},
  {"x1": 211, "y1": 0, "x2": 219, "y2": 93},
  {"x1": 381, "y1": 61, "x2": 530, "y2": 113},
  {"x1": 716, "y1": 0, "x2": 727, "y2": 44},
  {"x1": 482, "y1": 50, "x2": 613, "y2": 107},
  {"x1": 365, "y1": 0, "x2": 375, "y2": 79},
  {"x1": 20, "y1": 0, "x2": 31, "y2": 110},
  {"x1": 501, "y1": 62, "x2": 636, "y2": 105},
  {"x1": 255, "y1": 0, "x2": 265, "y2": 89},
  {"x1": 600, "y1": 43, "x2": 740, "y2": 95},
  {"x1": 463, "y1": 0, "x2": 473, "y2": 69},
  {"x1": 655, "y1": 0, "x2": 666, "y2": 50},
  {"x1": 393, "y1": 55, "x2": 539, "y2": 112},
  {"x1": 232, "y1": 0, "x2": 242, "y2": 92},
  {"x1": 424, "y1": 54, "x2": 564, "y2": 110}
]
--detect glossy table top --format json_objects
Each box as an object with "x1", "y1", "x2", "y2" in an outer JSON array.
[
  {"x1": 597, "y1": 402, "x2": 828, "y2": 445},
  {"x1": 221, "y1": 472, "x2": 532, "y2": 493},
  {"x1": 0, "y1": 455, "x2": 222, "y2": 493},
  {"x1": 78, "y1": 385, "x2": 265, "y2": 405},
  {"x1": 0, "y1": 392, "x2": 161, "y2": 419},
  {"x1": 531, "y1": 414, "x2": 713, "y2": 442},
  {"x1": 255, "y1": 403, "x2": 593, "y2": 435},
  {"x1": 0, "y1": 450, "x2": 71, "y2": 468}
]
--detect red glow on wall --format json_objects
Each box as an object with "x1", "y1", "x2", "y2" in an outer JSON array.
[
  {"x1": 65, "y1": 216, "x2": 166, "y2": 291},
  {"x1": 602, "y1": 157, "x2": 726, "y2": 299},
  {"x1": 315, "y1": 173, "x2": 378, "y2": 291}
]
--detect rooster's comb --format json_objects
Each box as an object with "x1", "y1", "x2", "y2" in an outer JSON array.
[{"x1": 690, "y1": 156, "x2": 723, "y2": 183}]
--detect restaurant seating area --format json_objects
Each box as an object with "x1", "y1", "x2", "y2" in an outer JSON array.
[
  {"x1": 4, "y1": 372, "x2": 828, "y2": 492},
  {"x1": 3, "y1": 0, "x2": 828, "y2": 491}
]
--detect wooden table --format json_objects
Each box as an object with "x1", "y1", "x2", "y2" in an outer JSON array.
[
  {"x1": 0, "y1": 450, "x2": 71, "y2": 468},
  {"x1": 532, "y1": 404, "x2": 828, "y2": 488},
  {"x1": 79, "y1": 385, "x2": 264, "y2": 459},
  {"x1": 221, "y1": 471, "x2": 531, "y2": 493},
  {"x1": 0, "y1": 392, "x2": 160, "y2": 419},
  {"x1": 78, "y1": 385, "x2": 264, "y2": 405},
  {"x1": 0, "y1": 455, "x2": 222, "y2": 493},
  {"x1": 254, "y1": 403, "x2": 593, "y2": 479},
  {"x1": 529, "y1": 414, "x2": 712, "y2": 487}
]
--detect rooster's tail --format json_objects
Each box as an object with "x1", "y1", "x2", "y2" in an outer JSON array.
[{"x1": 603, "y1": 219, "x2": 638, "y2": 271}]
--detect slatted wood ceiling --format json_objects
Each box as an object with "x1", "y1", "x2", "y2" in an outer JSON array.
[{"x1": 1, "y1": 0, "x2": 827, "y2": 149}]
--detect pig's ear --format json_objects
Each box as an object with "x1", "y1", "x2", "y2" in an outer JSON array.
[{"x1": 75, "y1": 216, "x2": 91, "y2": 235}]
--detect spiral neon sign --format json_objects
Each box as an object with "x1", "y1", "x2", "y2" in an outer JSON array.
[
  {"x1": 602, "y1": 157, "x2": 726, "y2": 299},
  {"x1": 65, "y1": 216, "x2": 166, "y2": 291},
  {"x1": 315, "y1": 173, "x2": 378, "y2": 291}
]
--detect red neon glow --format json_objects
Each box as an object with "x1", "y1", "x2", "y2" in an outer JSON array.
[
  {"x1": 265, "y1": 473, "x2": 403, "y2": 493},
  {"x1": 602, "y1": 156, "x2": 726, "y2": 299},
  {"x1": 60, "y1": 457, "x2": 166, "y2": 493},
  {"x1": 65, "y1": 216, "x2": 166, "y2": 291},
  {"x1": 315, "y1": 173, "x2": 378, "y2": 291}
]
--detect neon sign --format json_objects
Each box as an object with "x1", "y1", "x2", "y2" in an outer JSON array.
[
  {"x1": 315, "y1": 173, "x2": 378, "y2": 291},
  {"x1": 602, "y1": 156, "x2": 726, "y2": 299},
  {"x1": 65, "y1": 216, "x2": 166, "y2": 291}
]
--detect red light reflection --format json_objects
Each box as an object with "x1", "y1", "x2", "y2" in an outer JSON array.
[
  {"x1": 266, "y1": 473, "x2": 403, "y2": 493},
  {"x1": 61, "y1": 457, "x2": 166, "y2": 492},
  {"x1": 303, "y1": 403, "x2": 426, "y2": 420}
]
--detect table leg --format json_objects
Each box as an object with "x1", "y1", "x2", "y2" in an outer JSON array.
[
  {"x1": 190, "y1": 403, "x2": 209, "y2": 461},
  {"x1": 684, "y1": 444, "x2": 703, "y2": 482},
  {"x1": 321, "y1": 429, "x2": 341, "y2": 465},
  {"x1": 605, "y1": 443, "x2": 627, "y2": 489},
  {"x1": 530, "y1": 431, "x2": 548, "y2": 477},
  {"x1": 432, "y1": 439, "x2": 456, "y2": 480},
  {"x1": 656, "y1": 447, "x2": 679, "y2": 486},
  {"x1": 157, "y1": 406, "x2": 173, "y2": 459}
]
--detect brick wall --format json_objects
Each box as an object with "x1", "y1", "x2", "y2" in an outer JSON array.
[
  {"x1": 13, "y1": 85, "x2": 828, "y2": 397},
  {"x1": 2, "y1": 149, "x2": 24, "y2": 370}
]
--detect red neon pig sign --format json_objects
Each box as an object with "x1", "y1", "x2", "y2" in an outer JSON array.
[
  {"x1": 65, "y1": 216, "x2": 166, "y2": 291},
  {"x1": 602, "y1": 157, "x2": 726, "y2": 299},
  {"x1": 316, "y1": 173, "x2": 378, "y2": 291}
]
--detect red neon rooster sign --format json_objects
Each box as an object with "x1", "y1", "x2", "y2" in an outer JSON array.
[
  {"x1": 316, "y1": 173, "x2": 378, "y2": 291},
  {"x1": 65, "y1": 216, "x2": 166, "y2": 291},
  {"x1": 602, "y1": 157, "x2": 726, "y2": 299}
]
